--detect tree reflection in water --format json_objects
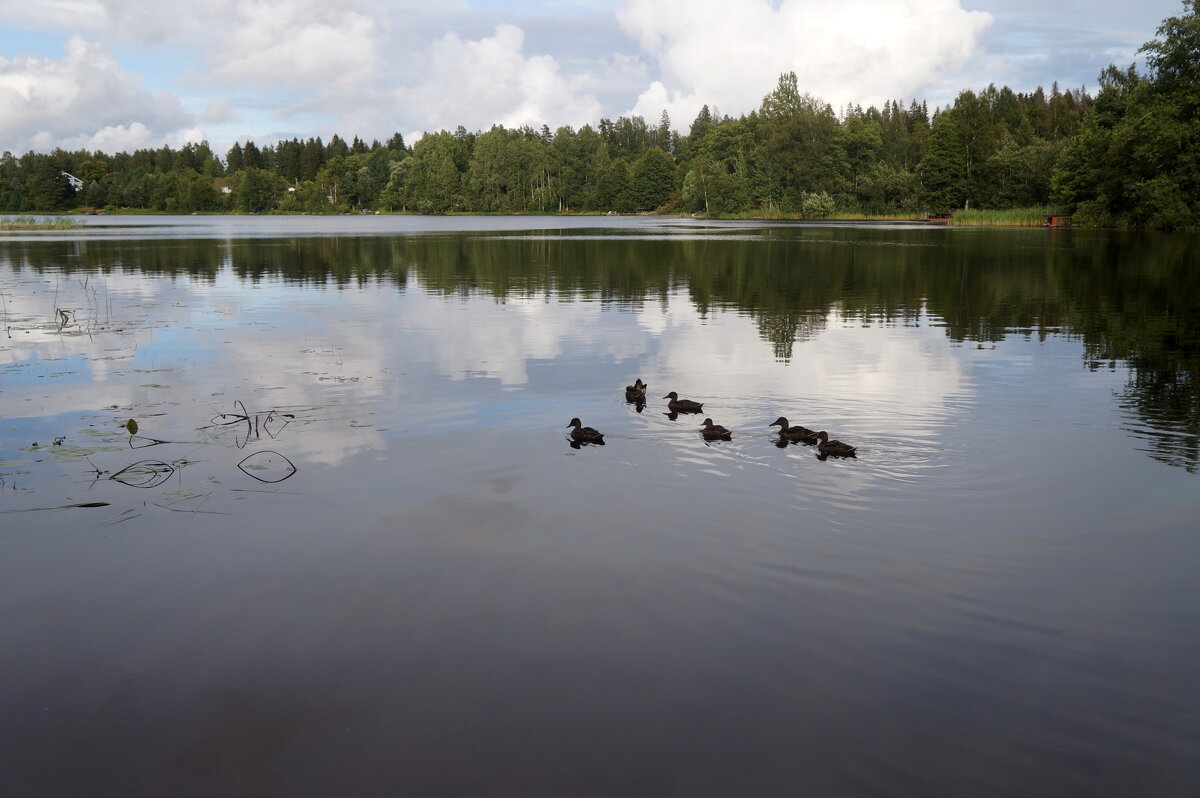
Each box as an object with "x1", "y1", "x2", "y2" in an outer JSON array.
[{"x1": 2, "y1": 226, "x2": 1197, "y2": 471}]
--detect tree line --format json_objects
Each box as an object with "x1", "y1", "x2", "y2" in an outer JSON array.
[{"x1": 1, "y1": 1, "x2": 1195, "y2": 228}]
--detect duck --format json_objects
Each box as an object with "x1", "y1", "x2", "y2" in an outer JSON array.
[
  {"x1": 699, "y1": 418, "x2": 732, "y2": 440},
  {"x1": 816, "y1": 431, "x2": 856, "y2": 456},
  {"x1": 663, "y1": 391, "x2": 704, "y2": 413},
  {"x1": 566, "y1": 418, "x2": 605, "y2": 443},
  {"x1": 769, "y1": 416, "x2": 818, "y2": 443},
  {"x1": 625, "y1": 378, "x2": 647, "y2": 402}
]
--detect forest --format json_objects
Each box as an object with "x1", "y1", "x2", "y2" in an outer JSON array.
[{"x1": 1, "y1": 1, "x2": 1196, "y2": 229}]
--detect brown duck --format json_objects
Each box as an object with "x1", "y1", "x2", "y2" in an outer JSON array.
[
  {"x1": 625, "y1": 378, "x2": 647, "y2": 401},
  {"x1": 816, "y1": 431, "x2": 856, "y2": 456},
  {"x1": 699, "y1": 418, "x2": 732, "y2": 440},
  {"x1": 770, "y1": 416, "x2": 818, "y2": 443},
  {"x1": 663, "y1": 391, "x2": 704, "y2": 413},
  {"x1": 567, "y1": 418, "x2": 605, "y2": 443}
]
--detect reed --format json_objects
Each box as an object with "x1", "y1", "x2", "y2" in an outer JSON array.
[
  {"x1": 0, "y1": 215, "x2": 83, "y2": 230},
  {"x1": 821, "y1": 212, "x2": 925, "y2": 221},
  {"x1": 949, "y1": 206, "x2": 1061, "y2": 227}
]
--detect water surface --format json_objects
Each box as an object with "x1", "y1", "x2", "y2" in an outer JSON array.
[{"x1": 2, "y1": 216, "x2": 1198, "y2": 796}]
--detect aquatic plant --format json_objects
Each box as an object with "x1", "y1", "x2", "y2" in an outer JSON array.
[
  {"x1": 949, "y1": 206, "x2": 1062, "y2": 227},
  {"x1": 0, "y1": 216, "x2": 83, "y2": 231}
]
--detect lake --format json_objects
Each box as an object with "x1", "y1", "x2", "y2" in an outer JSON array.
[{"x1": 2, "y1": 215, "x2": 1198, "y2": 796}]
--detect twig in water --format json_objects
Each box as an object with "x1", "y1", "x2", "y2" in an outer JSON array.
[
  {"x1": 153, "y1": 498, "x2": 230, "y2": 515},
  {"x1": 128, "y1": 435, "x2": 173, "y2": 449},
  {"x1": 101, "y1": 509, "x2": 141, "y2": 527},
  {"x1": 110, "y1": 459, "x2": 175, "y2": 488}
]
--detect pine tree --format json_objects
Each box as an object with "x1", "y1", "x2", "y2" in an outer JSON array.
[{"x1": 225, "y1": 142, "x2": 244, "y2": 173}]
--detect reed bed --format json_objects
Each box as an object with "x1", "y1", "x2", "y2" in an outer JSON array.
[
  {"x1": 0, "y1": 215, "x2": 83, "y2": 230},
  {"x1": 949, "y1": 207, "x2": 1062, "y2": 227}
]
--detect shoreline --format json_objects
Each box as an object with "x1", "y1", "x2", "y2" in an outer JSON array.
[{"x1": 2, "y1": 208, "x2": 1074, "y2": 229}]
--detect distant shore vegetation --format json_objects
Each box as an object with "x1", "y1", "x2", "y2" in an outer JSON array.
[{"x1": 2, "y1": 3, "x2": 1196, "y2": 229}]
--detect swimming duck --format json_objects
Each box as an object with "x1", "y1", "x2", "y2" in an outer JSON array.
[
  {"x1": 566, "y1": 418, "x2": 605, "y2": 443},
  {"x1": 816, "y1": 431, "x2": 856, "y2": 456},
  {"x1": 663, "y1": 391, "x2": 704, "y2": 413},
  {"x1": 625, "y1": 378, "x2": 647, "y2": 402},
  {"x1": 700, "y1": 418, "x2": 732, "y2": 440},
  {"x1": 770, "y1": 417, "x2": 818, "y2": 443}
]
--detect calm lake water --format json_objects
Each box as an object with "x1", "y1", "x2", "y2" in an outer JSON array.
[{"x1": 2, "y1": 215, "x2": 1199, "y2": 796}]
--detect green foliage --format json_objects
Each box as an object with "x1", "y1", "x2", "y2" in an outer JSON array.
[
  {"x1": 920, "y1": 111, "x2": 968, "y2": 210},
  {"x1": 235, "y1": 168, "x2": 285, "y2": 213},
  {"x1": 466, "y1": 126, "x2": 553, "y2": 212},
  {"x1": 1051, "y1": 1, "x2": 1200, "y2": 228},
  {"x1": 978, "y1": 132, "x2": 1063, "y2": 208},
  {"x1": 401, "y1": 132, "x2": 468, "y2": 213},
  {"x1": 799, "y1": 191, "x2": 836, "y2": 218},
  {"x1": 753, "y1": 73, "x2": 849, "y2": 209},
  {"x1": 682, "y1": 155, "x2": 751, "y2": 214},
  {"x1": 629, "y1": 147, "x2": 676, "y2": 210},
  {"x1": 856, "y1": 162, "x2": 921, "y2": 213}
]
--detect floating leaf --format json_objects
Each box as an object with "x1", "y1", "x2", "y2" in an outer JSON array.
[
  {"x1": 237, "y1": 450, "x2": 297, "y2": 484},
  {"x1": 125, "y1": 418, "x2": 139, "y2": 435}
]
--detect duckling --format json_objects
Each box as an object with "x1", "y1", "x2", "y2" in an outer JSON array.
[
  {"x1": 566, "y1": 418, "x2": 605, "y2": 443},
  {"x1": 816, "y1": 430, "x2": 856, "y2": 456},
  {"x1": 625, "y1": 378, "x2": 648, "y2": 402},
  {"x1": 663, "y1": 391, "x2": 704, "y2": 413},
  {"x1": 769, "y1": 416, "x2": 818, "y2": 443},
  {"x1": 699, "y1": 418, "x2": 732, "y2": 440}
]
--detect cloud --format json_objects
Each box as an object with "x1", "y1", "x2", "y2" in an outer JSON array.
[
  {"x1": 616, "y1": 0, "x2": 992, "y2": 123},
  {"x1": 638, "y1": 292, "x2": 966, "y2": 440},
  {"x1": 0, "y1": 36, "x2": 193, "y2": 152},
  {"x1": 396, "y1": 23, "x2": 603, "y2": 136},
  {"x1": 0, "y1": 0, "x2": 106, "y2": 33},
  {"x1": 1, "y1": 0, "x2": 1003, "y2": 152},
  {"x1": 200, "y1": 98, "x2": 232, "y2": 124},
  {"x1": 207, "y1": 1, "x2": 381, "y2": 92}
]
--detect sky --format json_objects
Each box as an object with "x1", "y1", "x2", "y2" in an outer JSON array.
[{"x1": 0, "y1": 0, "x2": 1186, "y2": 156}]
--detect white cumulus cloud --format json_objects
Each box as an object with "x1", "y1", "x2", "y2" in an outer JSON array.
[
  {"x1": 208, "y1": 1, "x2": 381, "y2": 91},
  {"x1": 0, "y1": 0, "x2": 106, "y2": 33},
  {"x1": 616, "y1": 0, "x2": 993, "y2": 124},
  {"x1": 396, "y1": 24, "x2": 603, "y2": 137},
  {"x1": 0, "y1": 36, "x2": 192, "y2": 153}
]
